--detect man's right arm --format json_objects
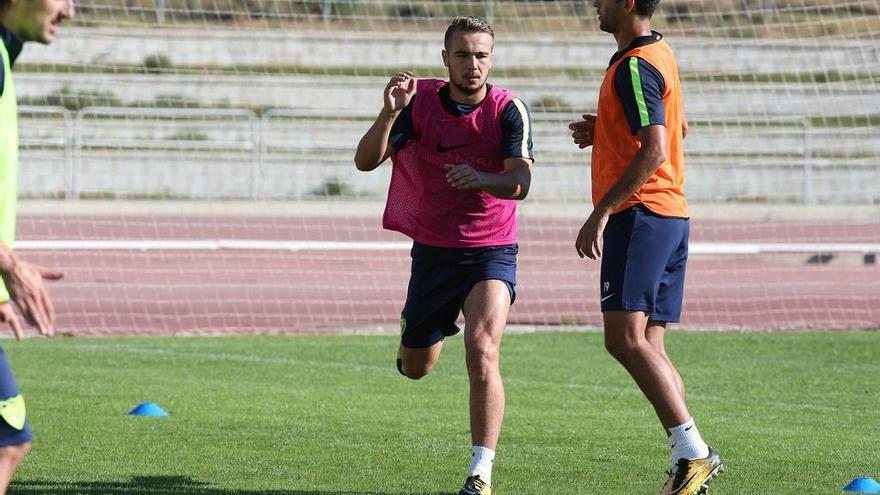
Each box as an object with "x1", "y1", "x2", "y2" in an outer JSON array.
[
  {"x1": 354, "y1": 108, "x2": 401, "y2": 171},
  {"x1": 354, "y1": 71, "x2": 416, "y2": 171},
  {"x1": 0, "y1": 241, "x2": 63, "y2": 338}
]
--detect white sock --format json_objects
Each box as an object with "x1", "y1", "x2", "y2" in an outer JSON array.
[
  {"x1": 669, "y1": 418, "x2": 710, "y2": 462},
  {"x1": 468, "y1": 446, "x2": 495, "y2": 486}
]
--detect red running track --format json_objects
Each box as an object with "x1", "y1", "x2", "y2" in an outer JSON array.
[{"x1": 12, "y1": 214, "x2": 880, "y2": 336}]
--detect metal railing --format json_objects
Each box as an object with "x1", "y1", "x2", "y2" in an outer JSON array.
[{"x1": 18, "y1": 106, "x2": 877, "y2": 203}]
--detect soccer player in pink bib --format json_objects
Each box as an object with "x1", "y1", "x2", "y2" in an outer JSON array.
[{"x1": 354, "y1": 16, "x2": 533, "y2": 495}]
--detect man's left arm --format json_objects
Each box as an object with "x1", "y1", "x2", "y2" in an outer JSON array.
[
  {"x1": 445, "y1": 156, "x2": 531, "y2": 199},
  {"x1": 445, "y1": 98, "x2": 534, "y2": 200}
]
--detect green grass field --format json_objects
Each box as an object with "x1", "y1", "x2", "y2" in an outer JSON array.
[{"x1": 5, "y1": 331, "x2": 879, "y2": 494}]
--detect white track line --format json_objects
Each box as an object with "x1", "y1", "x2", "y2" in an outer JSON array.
[
  {"x1": 15, "y1": 240, "x2": 412, "y2": 251},
  {"x1": 14, "y1": 240, "x2": 880, "y2": 254}
]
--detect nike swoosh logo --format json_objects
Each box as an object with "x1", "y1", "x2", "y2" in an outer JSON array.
[
  {"x1": 673, "y1": 468, "x2": 706, "y2": 494},
  {"x1": 600, "y1": 294, "x2": 615, "y2": 302},
  {"x1": 436, "y1": 141, "x2": 474, "y2": 153}
]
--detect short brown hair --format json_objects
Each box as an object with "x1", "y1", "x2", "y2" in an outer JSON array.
[
  {"x1": 635, "y1": 0, "x2": 662, "y2": 17},
  {"x1": 444, "y1": 16, "x2": 494, "y2": 49}
]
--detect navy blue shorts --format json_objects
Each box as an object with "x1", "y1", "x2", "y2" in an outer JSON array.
[
  {"x1": 600, "y1": 204, "x2": 689, "y2": 323},
  {"x1": 0, "y1": 347, "x2": 32, "y2": 446},
  {"x1": 400, "y1": 242, "x2": 517, "y2": 349}
]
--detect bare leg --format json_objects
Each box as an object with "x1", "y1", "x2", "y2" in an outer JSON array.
[
  {"x1": 646, "y1": 321, "x2": 685, "y2": 400},
  {"x1": 645, "y1": 321, "x2": 685, "y2": 437},
  {"x1": 462, "y1": 280, "x2": 510, "y2": 449},
  {"x1": 0, "y1": 442, "x2": 30, "y2": 495},
  {"x1": 398, "y1": 340, "x2": 444, "y2": 380},
  {"x1": 604, "y1": 311, "x2": 689, "y2": 428}
]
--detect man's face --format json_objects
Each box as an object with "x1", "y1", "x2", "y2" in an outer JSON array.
[
  {"x1": 442, "y1": 30, "x2": 493, "y2": 97},
  {"x1": 11, "y1": 0, "x2": 75, "y2": 44},
  {"x1": 593, "y1": 0, "x2": 627, "y2": 34}
]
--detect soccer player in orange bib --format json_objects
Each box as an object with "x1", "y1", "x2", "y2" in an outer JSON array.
[{"x1": 569, "y1": 1, "x2": 723, "y2": 494}]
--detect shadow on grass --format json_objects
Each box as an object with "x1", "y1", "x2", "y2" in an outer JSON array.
[{"x1": 12, "y1": 475, "x2": 451, "y2": 495}]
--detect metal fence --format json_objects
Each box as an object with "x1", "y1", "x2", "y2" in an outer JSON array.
[{"x1": 18, "y1": 105, "x2": 879, "y2": 204}]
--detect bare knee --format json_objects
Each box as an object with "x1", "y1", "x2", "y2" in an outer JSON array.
[
  {"x1": 397, "y1": 355, "x2": 435, "y2": 380},
  {"x1": 465, "y1": 332, "x2": 500, "y2": 380},
  {"x1": 645, "y1": 336, "x2": 666, "y2": 357},
  {"x1": 400, "y1": 363, "x2": 430, "y2": 380},
  {"x1": 604, "y1": 336, "x2": 627, "y2": 361},
  {"x1": 604, "y1": 334, "x2": 648, "y2": 363},
  {"x1": 397, "y1": 341, "x2": 443, "y2": 380},
  {"x1": 603, "y1": 312, "x2": 655, "y2": 362},
  {"x1": 645, "y1": 322, "x2": 668, "y2": 355},
  {"x1": 0, "y1": 442, "x2": 30, "y2": 465}
]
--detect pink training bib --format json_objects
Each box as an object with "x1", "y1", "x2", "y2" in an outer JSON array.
[{"x1": 383, "y1": 79, "x2": 518, "y2": 248}]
